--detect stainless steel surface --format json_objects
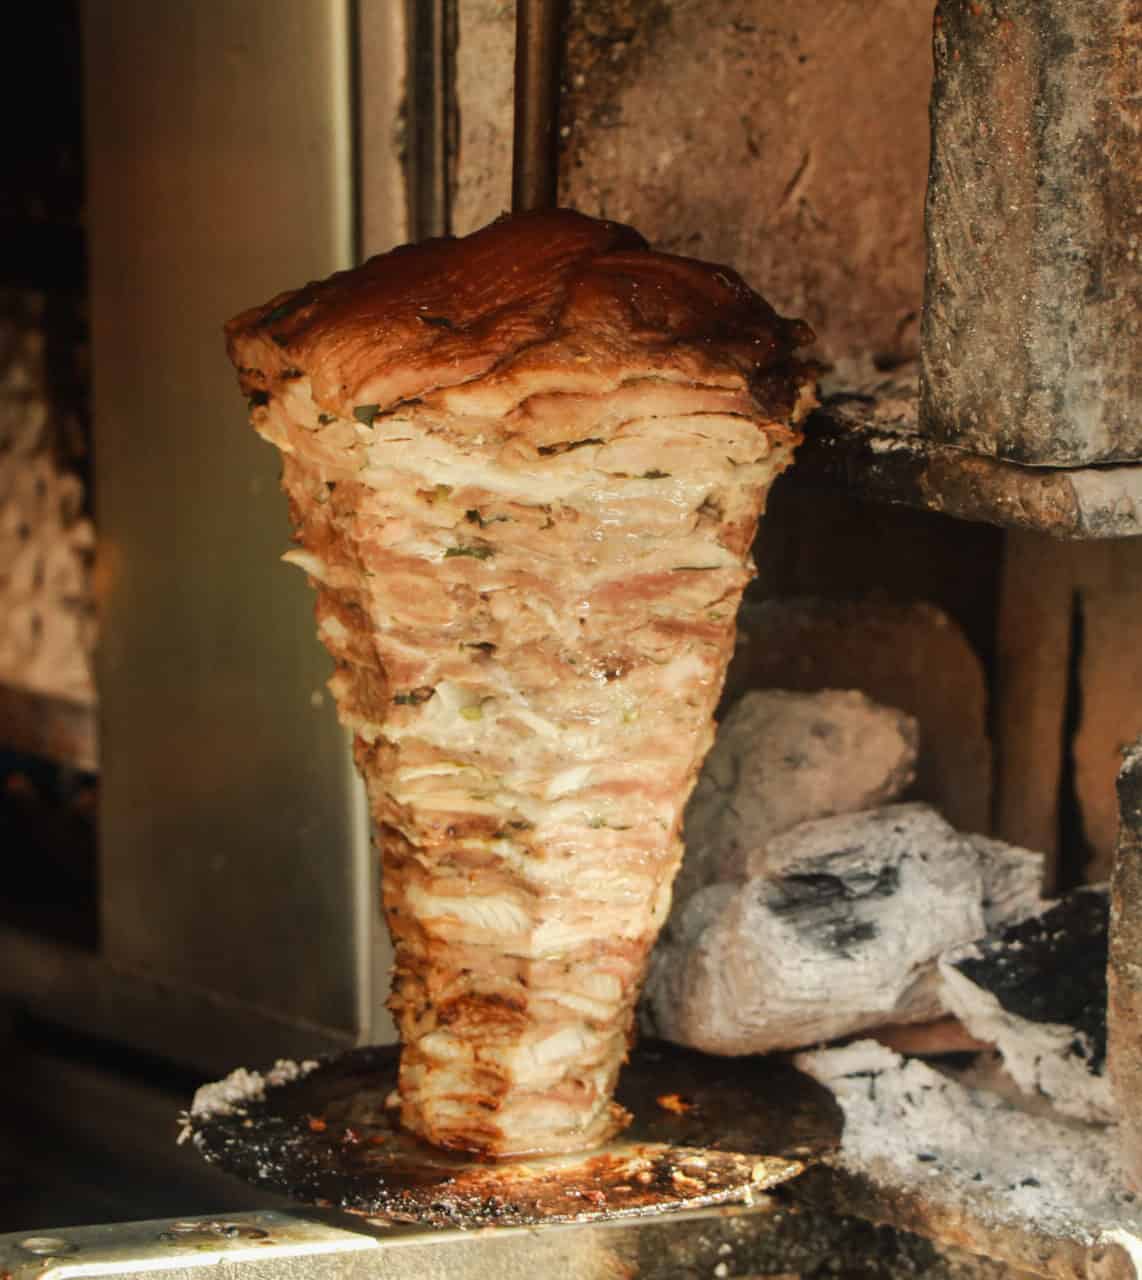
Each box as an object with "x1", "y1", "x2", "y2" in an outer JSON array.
[
  {"x1": 0, "y1": 1205, "x2": 1034, "y2": 1279},
  {"x1": 0, "y1": 1003, "x2": 294, "y2": 1232},
  {"x1": 0, "y1": 929, "x2": 353, "y2": 1076},
  {"x1": 512, "y1": 0, "x2": 565, "y2": 212},
  {"x1": 0, "y1": 1208, "x2": 769, "y2": 1280},
  {"x1": 1, "y1": 1214, "x2": 385, "y2": 1280},
  {"x1": 357, "y1": 2, "x2": 411, "y2": 257},
  {"x1": 82, "y1": 0, "x2": 394, "y2": 1049}
]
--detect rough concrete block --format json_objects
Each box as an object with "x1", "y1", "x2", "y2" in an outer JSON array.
[
  {"x1": 921, "y1": 0, "x2": 1140, "y2": 465},
  {"x1": 557, "y1": 0, "x2": 932, "y2": 368},
  {"x1": 1110, "y1": 739, "x2": 1142, "y2": 1189}
]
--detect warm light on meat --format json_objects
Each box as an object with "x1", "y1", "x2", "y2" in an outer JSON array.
[{"x1": 225, "y1": 209, "x2": 815, "y2": 1156}]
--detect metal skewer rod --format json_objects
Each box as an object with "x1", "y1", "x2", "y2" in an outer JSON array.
[{"x1": 511, "y1": 0, "x2": 566, "y2": 213}]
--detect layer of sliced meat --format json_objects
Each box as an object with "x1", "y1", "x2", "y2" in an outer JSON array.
[{"x1": 226, "y1": 208, "x2": 815, "y2": 1155}]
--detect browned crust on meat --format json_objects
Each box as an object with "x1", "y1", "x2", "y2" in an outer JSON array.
[{"x1": 226, "y1": 207, "x2": 814, "y2": 428}]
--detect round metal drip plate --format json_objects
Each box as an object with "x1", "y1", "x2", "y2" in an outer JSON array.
[{"x1": 184, "y1": 1042, "x2": 838, "y2": 1228}]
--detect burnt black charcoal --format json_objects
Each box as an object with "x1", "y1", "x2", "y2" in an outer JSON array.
[
  {"x1": 766, "y1": 858, "x2": 899, "y2": 958},
  {"x1": 770, "y1": 860, "x2": 900, "y2": 913},
  {"x1": 951, "y1": 887, "x2": 1107, "y2": 1071}
]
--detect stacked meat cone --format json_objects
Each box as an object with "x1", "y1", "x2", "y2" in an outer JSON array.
[{"x1": 226, "y1": 210, "x2": 815, "y2": 1156}]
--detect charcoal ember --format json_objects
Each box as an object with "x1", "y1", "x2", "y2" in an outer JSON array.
[
  {"x1": 725, "y1": 599, "x2": 992, "y2": 835},
  {"x1": 649, "y1": 804, "x2": 1041, "y2": 1055},
  {"x1": 675, "y1": 689, "x2": 918, "y2": 906},
  {"x1": 971, "y1": 835, "x2": 1045, "y2": 932},
  {"x1": 940, "y1": 887, "x2": 1113, "y2": 1124},
  {"x1": 864, "y1": 838, "x2": 1044, "y2": 1058}
]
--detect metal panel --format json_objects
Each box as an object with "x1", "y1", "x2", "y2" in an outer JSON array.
[
  {"x1": 0, "y1": 1209, "x2": 773, "y2": 1280},
  {"x1": 0, "y1": 930, "x2": 353, "y2": 1077},
  {"x1": 83, "y1": 0, "x2": 392, "y2": 1044},
  {"x1": 0, "y1": 1206, "x2": 1051, "y2": 1279},
  {"x1": 357, "y1": 1, "x2": 411, "y2": 256}
]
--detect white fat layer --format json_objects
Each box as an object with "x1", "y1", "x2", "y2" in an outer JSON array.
[
  {"x1": 546, "y1": 764, "x2": 593, "y2": 799},
  {"x1": 416, "y1": 1031, "x2": 469, "y2": 1063},
  {"x1": 481, "y1": 1030, "x2": 605, "y2": 1088},
  {"x1": 358, "y1": 414, "x2": 774, "y2": 512},
  {"x1": 281, "y1": 548, "x2": 331, "y2": 581},
  {"x1": 318, "y1": 614, "x2": 350, "y2": 645},
  {"x1": 384, "y1": 652, "x2": 709, "y2": 775},
  {"x1": 405, "y1": 883, "x2": 533, "y2": 937}
]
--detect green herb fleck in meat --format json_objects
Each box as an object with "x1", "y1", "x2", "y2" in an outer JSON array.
[
  {"x1": 444, "y1": 544, "x2": 494, "y2": 561},
  {"x1": 353, "y1": 404, "x2": 380, "y2": 425},
  {"x1": 465, "y1": 508, "x2": 509, "y2": 527},
  {"x1": 393, "y1": 686, "x2": 435, "y2": 706}
]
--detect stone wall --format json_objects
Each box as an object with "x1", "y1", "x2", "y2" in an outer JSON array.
[{"x1": 453, "y1": 0, "x2": 934, "y2": 371}]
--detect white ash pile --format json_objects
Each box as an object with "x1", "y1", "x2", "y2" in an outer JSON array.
[
  {"x1": 645, "y1": 688, "x2": 1045, "y2": 1056},
  {"x1": 794, "y1": 1041, "x2": 1141, "y2": 1271}
]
